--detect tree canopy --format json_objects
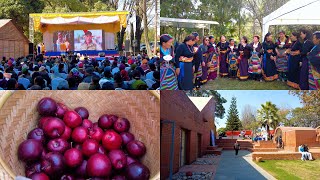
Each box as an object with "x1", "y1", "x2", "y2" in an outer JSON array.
[{"x1": 225, "y1": 97, "x2": 242, "y2": 131}]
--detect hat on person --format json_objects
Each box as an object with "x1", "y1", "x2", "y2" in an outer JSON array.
[
  {"x1": 39, "y1": 66, "x2": 46, "y2": 72},
  {"x1": 84, "y1": 31, "x2": 92, "y2": 36},
  {"x1": 78, "y1": 63, "x2": 84, "y2": 69},
  {"x1": 119, "y1": 64, "x2": 126, "y2": 71}
]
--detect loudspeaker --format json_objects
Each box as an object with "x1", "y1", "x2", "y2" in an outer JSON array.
[
  {"x1": 98, "y1": 52, "x2": 105, "y2": 57},
  {"x1": 29, "y1": 43, "x2": 34, "y2": 54}
]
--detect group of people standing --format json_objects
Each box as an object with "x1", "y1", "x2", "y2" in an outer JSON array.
[{"x1": 159, "y1": 30, "x2": 320, "y2": 90}]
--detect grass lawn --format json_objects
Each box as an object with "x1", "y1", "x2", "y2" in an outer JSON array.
[
  {"x1": 256, "y1": 160, "x2": 320, "y2": 180},
  {"x1": 202, "y1": 78, "x2": 294, "y2": 90}
]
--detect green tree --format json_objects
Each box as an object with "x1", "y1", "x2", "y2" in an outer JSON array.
[
  {"x1": 257, "y1": 101, "x2": 280, "y2": 139},
  {"x1": 217, "y1": 127, "x2": 226, "y2": 136},
  {"x1": 289, "y1": 90, "x2": 320, "y2": 128},
  {"x1": 225, "y1": 97, "x2": 242, "y2": 137},
  {"x1": 187, "y1": 90, "x2": 227, "y2": 119}
]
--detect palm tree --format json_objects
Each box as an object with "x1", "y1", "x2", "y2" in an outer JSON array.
[{"x1": 257, "y1": 101, "x2": 280, "y2": 140}]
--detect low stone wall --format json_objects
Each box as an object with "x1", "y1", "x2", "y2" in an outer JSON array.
[
  {"x1": 255, "y1": 141, "x2": 277, "y2": 148},
  {"x1": 252, "y1": 152, "x2": 320, "y2": 160}
]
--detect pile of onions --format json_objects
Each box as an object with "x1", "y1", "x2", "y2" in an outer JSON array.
[{"x1": 18, "y1": 97, "x2": 150, "y2": 180}]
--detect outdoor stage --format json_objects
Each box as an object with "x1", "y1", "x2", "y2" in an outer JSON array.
[
  {"x1": 44, "y1": 50, "x2": 119, "y2": 58},
  {"x1": 29, "y1": 11, "x2": 128, "y2": 59}
]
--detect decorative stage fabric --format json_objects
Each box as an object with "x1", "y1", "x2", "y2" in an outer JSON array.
[
  {"x1": 40, "y1": 16, "x2": 119, "y2": 25},
  {"x1": 30, "y1": 11, "x2": 128, "y2": 33}
]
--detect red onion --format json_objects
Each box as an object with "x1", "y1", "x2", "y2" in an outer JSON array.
[
  {"x1": 37, "y1": 97, "x2": 57, "y2": 116},
  {"x1": 125, "y1": 162, "x2": 150, "y2": 180},
  {"x1": 18, "y1": 139, "x2": 43, "y2": 162}
]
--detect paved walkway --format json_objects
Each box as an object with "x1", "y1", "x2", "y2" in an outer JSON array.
[{"x1": 214, "y1": 150, "x2": 276, "y2": 180}]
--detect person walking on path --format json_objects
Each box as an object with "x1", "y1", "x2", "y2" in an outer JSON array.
[{"x1": 234, "y1": 140, "x2": 241, "y2": 156}]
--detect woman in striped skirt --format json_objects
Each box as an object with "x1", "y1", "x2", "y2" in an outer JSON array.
[{"x1": 160, "y1": 34, "x2": 179, "y2": 90}]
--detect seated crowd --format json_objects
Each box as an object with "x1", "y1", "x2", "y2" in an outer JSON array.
[{"x1": 0, "y1": 53, "x2": 160, "y2": 90}]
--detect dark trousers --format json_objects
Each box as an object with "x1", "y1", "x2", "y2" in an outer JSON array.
[{"x1": 235, "y1": 149, "x2": 239, "y2": 155}]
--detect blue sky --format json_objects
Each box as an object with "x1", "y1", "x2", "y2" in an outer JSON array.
[{"x1": 215, "y1": 91, "x2": 303, "y2": 129}]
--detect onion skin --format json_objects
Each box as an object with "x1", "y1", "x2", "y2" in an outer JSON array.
[
  {"x1": 41, "y1": 152, "x2": 65, "y2": 176},
  {"x1": 108, "y1": 150, "x2": 127, "y2": 170},
  {"x1": 47, "y1": 138, "x2": 70, "y2": 154},
  {"x1": 102, "y1": 130, "x2": 122, "y2": 151},
  {"x1": 42, "y1": 117, "x2": 66, "y2": 139},
  {"x1": 71, "y1": 127, "x2": 88, "y2": 143},
  {"x1": 75, "y1": 160, "x2": 88, "y2": 178},
  {"x1": 74, "y1": 107, "x2": 89, "y2": 120},
  {"x1": 126, "y1": 140, "x2": 146, "y2": 158},
  {"x1": 56, "y1": 103, "x2": 69, "y2": 119},
  {"x1": 125, "y1": 162, "x2": 150, "y2": 180},
  {"x1": 82, "y1": 139, "x2": 99, "y2": 157},
  {"x1": 113, "y1": 118, "x2": 130, "y2": 133},
  {"x1": 120, "y1": 132, "x2": 135, "y2": 146},
  {"x1": 37, "y1": 97, "x2": 57, "y2": 116},
  {"x1": 98, "y1": 114, "x2": 118, "y2": 129},
  {"x1": 18, "y1": 139, "x2": 43, "y2": 163},
  {"x1": 63, "y1": 110, "x2": 83, "y2": 129},
  {"x1": 31, "y1": 172, "x2": 50, "y2": 180},
  {"x1": 60, "y1": 126, "x2": 72, "y2": 141},
  {"x1": 27, "y1": 128, "x2": 46, "y2": 144},
  {"x1": 87, "y1": 153, "x2": 112, "y2": 177},
  {"x1": 64, "y1": 148, "x2": 83, "y2": 168}
]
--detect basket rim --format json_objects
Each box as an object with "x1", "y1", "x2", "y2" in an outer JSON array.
[{"x1": 0, "y1": 90, "x2": 160, "y2": 179}]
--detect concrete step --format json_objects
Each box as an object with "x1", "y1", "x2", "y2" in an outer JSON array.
[
  {"x1": 207, "y1": 146, "x2": 218, "y2": 150},
  {"x1": 205, "y1": 148, "x2": 223, "y2": 155},
  {"x1": 253, "y1": 148, "x2": 279, "y2": 152}
]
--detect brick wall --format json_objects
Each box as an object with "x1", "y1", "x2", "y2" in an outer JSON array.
[{"x1": 160, "y1": 91, "x2": 215, "y2": 179}]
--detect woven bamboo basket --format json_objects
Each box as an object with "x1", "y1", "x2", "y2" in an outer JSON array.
[{"x1": 0, "y1": 90, "x2": 160, "y2": 180}]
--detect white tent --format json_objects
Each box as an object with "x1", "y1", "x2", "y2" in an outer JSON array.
[
  {"x1": 160, "y1": 17, "x2": 219, "y2": 36},
  {"x1": 262, "y1": 0, "x2": 320, "y2": 37}
]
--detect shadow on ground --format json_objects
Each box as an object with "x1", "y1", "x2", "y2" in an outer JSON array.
[{"x1": 214, "y1": 150, "x2": 268, "y2": 180}]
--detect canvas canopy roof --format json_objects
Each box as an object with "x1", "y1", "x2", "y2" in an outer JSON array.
[
  {"x1": 30, "y1": 11, "x2": 128, "y2": 33},
  {"x1": 262, "y1": 0, "x2": 320, "y2": 37}
]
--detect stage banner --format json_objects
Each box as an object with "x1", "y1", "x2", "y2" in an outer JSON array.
[
  {"x1": 43, "y1": 31, "x2": 53, "y2": 51},
  {"x1": 105, "y1": 32, "x2": 115, "y2": 50}
]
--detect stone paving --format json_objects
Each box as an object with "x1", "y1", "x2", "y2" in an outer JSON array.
[
  {"x1": 170, "y1": 154, "x2": 220, "y2": 180},
  {"x1": 214, "y1": 150, "x2": 276, "y2": 180}
]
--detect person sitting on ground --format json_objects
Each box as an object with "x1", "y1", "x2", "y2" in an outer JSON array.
[
  {"x1": 57, "y1": 80, "x2": 69, "y2": 90},
  {"x1": 298, "y1": 144, "x2": 313, "y2": 161},
  {"x1": 39, "y1": 66, "x2": 51, "y2": 85},
  {"x1": 99, "y1": 70, "x2": 114, "y2": 88},
  {"x1": 111, "y1": 61, "x2": 120, "y2": 75},
  {"x1": 6, "y1": 78, "x2": 18, "y2": 90},
  {"x1": 82, "y1": 66, "x2": 94, "y2": 83},
  {"x1": 152, "y1": 71, "x2": 160, "y2": 90},
  {"x1": 130, "y1": 70, "x2": 147, "y2": 90},
  {"x1": 30, "y1": 76, "x2": 46, "y2": 90},
  {"x1": 67, "y1": 77, "x2": 78, "y2": 90},
  {"x1": 146, "y1": 64, "x2": 156, "y2": 80},
  {"x1": 140, "y1": 59, "x2": 150, "y2": 72},
  {"x1": 101, "y1": 82, "x2": 115, "y2": 90},
  {"x1": 89, "y1": 75, "x2": 101, "y2": 90},
  {"x1": 31, "y1": 66, "x2": 40, "y2": 81},
  {"x1": 0, "y1": 72, "x2": 7, "y2": 89},
  {"x1": 113, "y1": 72, "x2": 126, "y2": 90},
  {"x1": 19, "y1": 68, "x2": 32, "y2": 83}
]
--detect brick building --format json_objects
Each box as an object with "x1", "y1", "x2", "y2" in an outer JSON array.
[{"x1": 160, "y1": 91, "x2": 216, "y2": 179}]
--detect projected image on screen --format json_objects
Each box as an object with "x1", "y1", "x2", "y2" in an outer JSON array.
[
  {"x1": 74, "y1": 30, "x2": 103, "y2": 51},
  {"x1": 53, "y1": 31, "x2": 74, "y2": 52}
]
